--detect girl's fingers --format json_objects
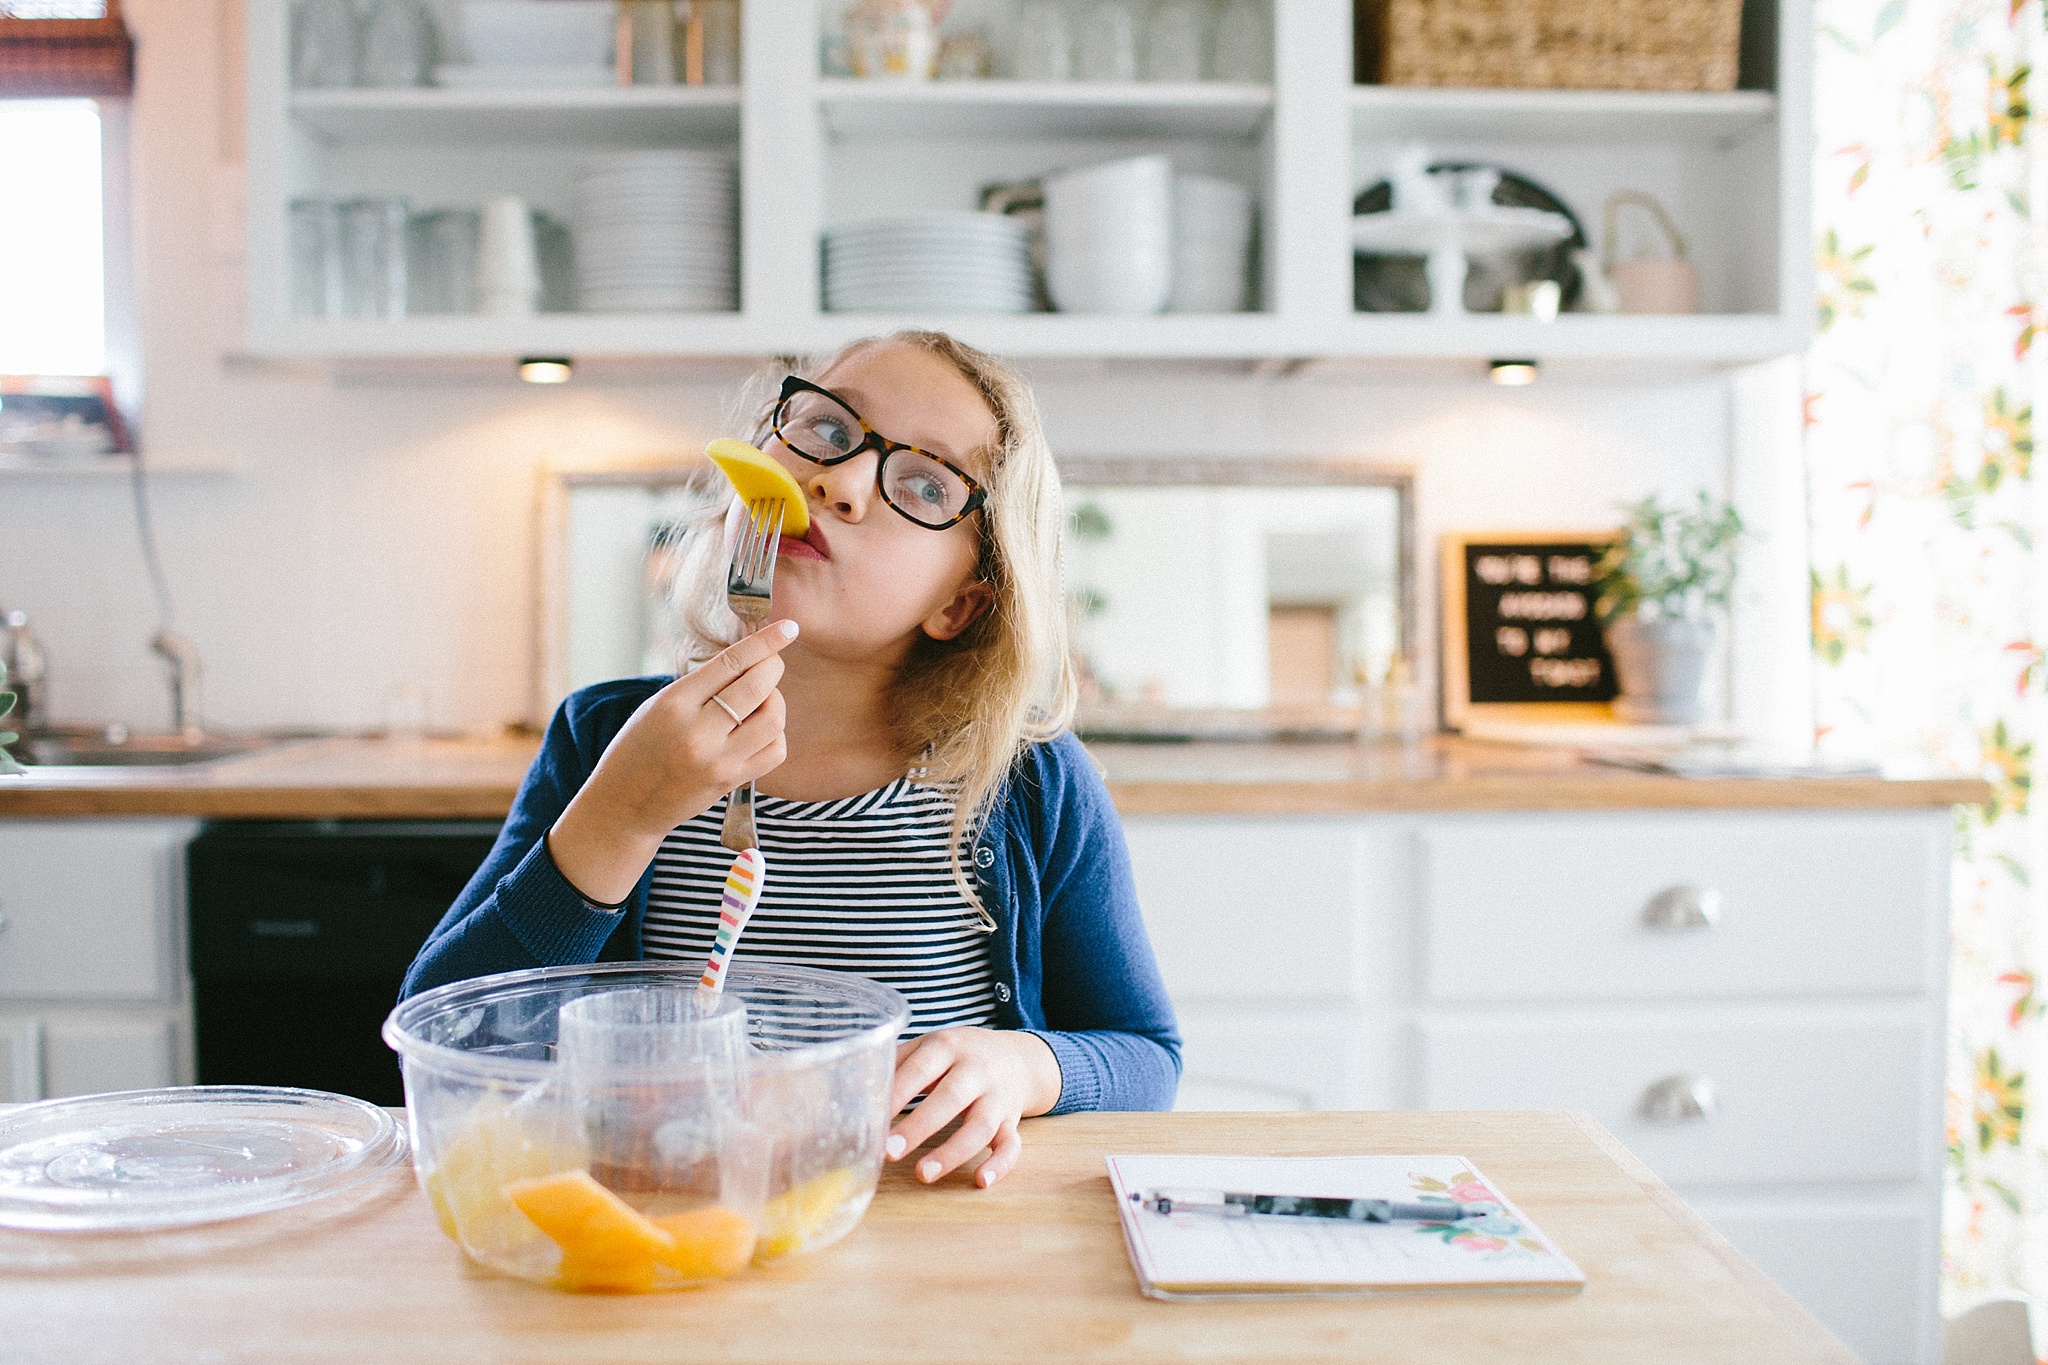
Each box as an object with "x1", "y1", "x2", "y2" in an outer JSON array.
[
  {"x1": 974, "y1": 1120, "x2": 1022, "y2": 1189},
  {"x1": 680, "y1": 620, "x2": 798, "y2": 705},
  {"x1": 916, "y1": 1098, "x2": 1006, "y2": 1185},
  {"x1": 889, "y1": 1067, "x2": 979, "y2": 1159},
  {"x1": 692, "y1": 652, "x2": 785, "y2": 726},
  {"x1": 887, "y1": 1034, "x2": 954, "y2": 1117}
]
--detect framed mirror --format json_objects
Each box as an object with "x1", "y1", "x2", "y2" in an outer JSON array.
[{"x1": 538, "y1": 457, "x2": 1415, "y2": 741}]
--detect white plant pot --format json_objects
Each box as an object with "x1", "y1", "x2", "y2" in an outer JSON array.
[{"x1": 1603, "y1": 615, "x2": 1713, "y2": 725}]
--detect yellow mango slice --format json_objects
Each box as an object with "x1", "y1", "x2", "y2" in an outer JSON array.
[
  {"x1": 756, "y1": 1166, "x2": 863, "y2": 1261},
  {"x1": 652, "y1": 1206, "x2": 758, "y2": 1279},
  {"x1": 707, "y1": 438, "x2": 809, "y2": 537},
  {"x1": 502, "y1": 1169, "x2": 684, "y2": 1294},
  {"x1": 422, "y1": 1098, "x2": 588, "y2": 1259}
]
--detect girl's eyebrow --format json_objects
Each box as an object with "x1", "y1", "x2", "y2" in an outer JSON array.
[{"x1": 830, "y1": 382, "x2": 973, "y2": 461}]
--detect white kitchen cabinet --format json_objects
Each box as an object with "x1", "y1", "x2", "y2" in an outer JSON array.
[
  {"x1": 240, "y1": 0, "x2": 1811, "y2": 367},
  {"x1": 0, "y1": 820, "x2": 198, "y2": 1099},
  {"x1": 1125, "y1": 805, "x2": 1952, "y2": 1365}
]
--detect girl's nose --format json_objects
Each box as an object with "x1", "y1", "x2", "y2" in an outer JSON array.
[{"x1": 805, "y1": 450, "x2": 877, "y2": 520}]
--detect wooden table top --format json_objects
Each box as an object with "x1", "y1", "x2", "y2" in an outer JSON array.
[
  {"x1": 0, "y1": 732, "x2": 1989, "y2": 819},
  {"x1": 0, "y1": 1111, "x2": 1853, "y2": 1364}
]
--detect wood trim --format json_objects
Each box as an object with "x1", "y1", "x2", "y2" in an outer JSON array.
[{"x1": 0, "y1": 0, "x2": 133, "y2": 98}]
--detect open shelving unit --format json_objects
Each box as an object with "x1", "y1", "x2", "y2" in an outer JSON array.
[{"x1": 241, "y1": 0, "x2": 1812, "y2": 369}]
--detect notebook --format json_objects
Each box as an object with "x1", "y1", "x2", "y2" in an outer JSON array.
[{"x1": 1105, "y1": 1153, "x2": 1587, "y2": 1300}]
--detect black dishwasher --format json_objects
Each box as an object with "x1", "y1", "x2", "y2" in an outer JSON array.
[{"x1": 187, "y1": 820, "x2": 499, "y2": 1105}]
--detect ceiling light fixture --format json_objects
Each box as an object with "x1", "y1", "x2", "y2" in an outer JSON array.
[
  {"x1": 518, "y1": 357, "x2": 573, "y2": 385},
  {"x1": 1488, "y1": 358, "x2": 1538, "y2": 387}
]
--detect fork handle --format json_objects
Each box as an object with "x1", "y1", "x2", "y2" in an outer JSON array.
[{"x1": 720, "y1": 781, "x2": 758, "y2": 852}]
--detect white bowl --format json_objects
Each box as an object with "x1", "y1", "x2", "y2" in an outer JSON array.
[
  {"x1": 1045, "y1": 245, "x2": 1172, "y2": 315},
  {"x1": 460, "y1": 0, "x2": 614, "y2": 69}
]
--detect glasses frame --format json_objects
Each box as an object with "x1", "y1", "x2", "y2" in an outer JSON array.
[{"x1": 767, "y1": 375, "x2": 990, "y2": 531}]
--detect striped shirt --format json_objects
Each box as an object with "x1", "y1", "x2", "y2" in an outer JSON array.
[{"x1": 641, "y1": 776, "x2": 998, "y2": 1037}]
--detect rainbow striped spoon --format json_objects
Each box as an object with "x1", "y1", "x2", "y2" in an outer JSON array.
[{"x1": 697, "y1": 847, "x2": 766, "y2": 997}]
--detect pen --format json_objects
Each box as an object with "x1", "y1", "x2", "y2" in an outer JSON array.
[{"x1": 1133, "y1": 1188, "x2": 1492, "y2": 1223}]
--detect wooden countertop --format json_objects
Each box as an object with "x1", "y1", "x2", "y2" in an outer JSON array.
[
  {"x1": 0, "y1": 1110, "x2": 1853, "y2": 1365},
  {"x1": 0, "y1": 732, "x2": 1989, "y2": 820}
]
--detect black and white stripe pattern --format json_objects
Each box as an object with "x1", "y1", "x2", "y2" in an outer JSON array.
[{"x1": 642, "y1": 777, "x2": 997, "y2": 1037}]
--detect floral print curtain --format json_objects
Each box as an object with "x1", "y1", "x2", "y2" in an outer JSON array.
[{"x1": 1808, "y1": 0, "x2": 2046, "y2": 1310}]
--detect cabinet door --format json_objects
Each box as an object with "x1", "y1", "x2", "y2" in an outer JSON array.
[
  {"x1": 0, "y1": 820, "x2": 192, "y2": 1001},
  {"x1": 1418, "y1": 811, "x2": 1946, "y2": 1004},
  {"x1": 1420, "y1": 1006, "x2": 1936, "y2": 1186},
  {"x1": 42, "y1": 1016, "x2": 179, "y2": 1097},
  {"x1": 1172, "y1": 1010, "x2": 1379, "y2": 1112}
]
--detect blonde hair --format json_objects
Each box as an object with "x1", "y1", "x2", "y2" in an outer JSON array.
[{"x1": 666, "y1": 331, "x2": 1078, "y2": 927}]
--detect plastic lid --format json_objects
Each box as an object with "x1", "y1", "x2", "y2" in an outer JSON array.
[{"x1": 0, "y1": 1086, "x2": 405, "y2": 1231}]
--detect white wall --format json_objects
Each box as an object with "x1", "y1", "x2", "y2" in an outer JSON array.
[{"x1": 0, "y1": 0, "x2": 1774, "y2": 739}]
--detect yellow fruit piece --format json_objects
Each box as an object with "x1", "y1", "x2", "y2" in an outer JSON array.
[
  {"x1": 707, "y1": 438, "x2": 809, "y2": 537},
  {"x1": 757, "y1": 1166, "x2": 863, "y2": 1261},
  {"x1": 422, "y1": 1099, "x2": 588, "y2": 1259},
  {"x1": 652, "y1": 1206, "x2": 759, "y2": 1279},
  {"x1": 503, "y1": 1169, "x2": 679, "y2": 1295}
]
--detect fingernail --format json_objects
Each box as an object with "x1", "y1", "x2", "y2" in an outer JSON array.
[
  {"x1": 885, "y1": 1134, "x2": 907, "y2": 1159},
  {"x1": 919, "y1": 1159, "x2": 940, "y2": 1182},
  {"x1": 776, "y1": 619, "x2": 799, "y2": 638}
]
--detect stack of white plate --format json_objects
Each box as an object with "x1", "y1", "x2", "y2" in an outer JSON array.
[
  {"x1": 823, "y1": 213, "x2": 1034, "y2": 314},
  {"x1": 1171, "y1": 173, "x2": 1255, "y2": 313},
  {"x1": 576, "y1": 150, "x2": 737, "y2": 313}
]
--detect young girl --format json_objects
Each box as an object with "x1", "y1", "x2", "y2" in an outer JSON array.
[{"x1": 402, "y1": 331, "x2": 1179, "y2": 1189}]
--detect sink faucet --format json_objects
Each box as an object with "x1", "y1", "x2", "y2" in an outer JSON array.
[
  {"x1": 1, "y1": 610, "x2": 48, "y2": 733},
  {"x1": 150, "y1": 630, "x2": 205, "y2": 742}
]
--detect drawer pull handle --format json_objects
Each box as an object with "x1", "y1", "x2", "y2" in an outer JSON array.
[
  {"x1": 1641, "y1": 885, "x2": 1720, "y2": 933},
  {"x1": 1640, "y1": 1074, "x2": 1716, "y2": 1125}
]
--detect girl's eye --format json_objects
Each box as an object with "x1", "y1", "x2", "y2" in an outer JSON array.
[{"x1": 803, "y1": 415, "x2": 856, "y2": 454}]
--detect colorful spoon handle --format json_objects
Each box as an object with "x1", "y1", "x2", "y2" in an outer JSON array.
[{"x1": 698, "y1": 847, "x2": 766, "y2": 996}]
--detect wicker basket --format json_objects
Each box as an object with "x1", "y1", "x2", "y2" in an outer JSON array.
[{"x1": 1361, "y1": 0, "x2": 1744, "y2": 93}]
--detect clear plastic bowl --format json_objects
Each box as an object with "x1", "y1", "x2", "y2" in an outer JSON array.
[{"x1": 383, "y1": 961, "x2": 908, "y2": 1292}]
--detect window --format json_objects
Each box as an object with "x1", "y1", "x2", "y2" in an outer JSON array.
[{"x1": 0, "y1": 98, "x2": 105, "y2": 376}]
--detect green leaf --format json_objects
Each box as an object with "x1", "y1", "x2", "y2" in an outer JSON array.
[{"x1": 1874, "y1": 0, "x2": 1906, "y2": 40}]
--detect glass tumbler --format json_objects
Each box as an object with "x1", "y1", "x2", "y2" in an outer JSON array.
[
  {"x1": 407, "y1": 208, "x2": 480, "y2": 314},
  {"x1": 1143, "y1": 0, "x2": 1204, "y2": 82},
  {"x1": 1078, "y1": 0, "x2": 1139, "y2": 81},
  {"x1": 288, "y1": 198, "x2": 345, "y2": 319},
  {"x1": 1010, "y1": 0, "x2": 1071, "y2": 80},
  {"x1": 291, "y1": 0, "x2": 360, "y2": 87},
  {"x1": 357, "y1": 0, "x2": 433, "y2": 86},
  {"x1": 1209, "y1": 0, "x2": 1268, "y2": 81},
  {"x1": 337, "y1": 197, "x2": 410, "y2": 319}
]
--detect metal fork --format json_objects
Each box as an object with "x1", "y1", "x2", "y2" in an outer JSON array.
[{"x1": 720, "y1": 496, "x2": 782, "y2": 851}]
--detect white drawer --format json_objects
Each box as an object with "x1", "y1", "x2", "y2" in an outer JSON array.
[
  {"x1": 1124, "y1": 819, "x2": 1383, "y2": 1004},
  {"x1": 1690, "y1": 1197, "x2": 1935, "y2": 1365},
  {"x1": 1171, "y1": 1009, "x2": 1387, "y2": 1113},
  {"x1": 1419, "y1": 1007, "x2": 1936, "y2": 1186},
  {"x1": 1419, "y1": 812, "x2": 1946, "y2": 1004},
  {"x1": 0, "y1": 820, "x2": 190, "y2": 1001},
  {"x1": 42, "y1": 1015, "x2": 180, "y2": 1098}
]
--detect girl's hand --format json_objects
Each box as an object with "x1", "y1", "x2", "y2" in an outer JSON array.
[
  {"x1": 548, "y1": 620, "x2": 798, "y2": 904},
  {"x1": 884, "y1": 1028, "x2": 1061, "y2": 1188}
]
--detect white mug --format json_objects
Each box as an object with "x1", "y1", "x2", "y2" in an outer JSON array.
[{"x1": 477, "y1": 194, "x2": 540, "y2": 316}]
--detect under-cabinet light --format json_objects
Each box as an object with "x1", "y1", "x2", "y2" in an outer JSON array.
[
  {"x1": 519, "y1": 357, "x2": 573, "y2": 385},
  {"x1": 1488, "y1": 359, "x2": 1538, "y2": 387}
]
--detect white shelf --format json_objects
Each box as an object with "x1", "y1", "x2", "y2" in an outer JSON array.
[
  {"x1": 1348, "y1": 86, "x2": 1778, "y2": 145},
  {"x1": 287, "y1": 86, "x2": 742, "y2": 145},
  {"x1": 818, "y1": 79, "x2": 1274, "y2": 140}
]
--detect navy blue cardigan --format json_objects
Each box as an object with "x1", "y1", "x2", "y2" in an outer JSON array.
[{"x1": 399, "y1": 677, "x2": 1182, "y2": 1114}]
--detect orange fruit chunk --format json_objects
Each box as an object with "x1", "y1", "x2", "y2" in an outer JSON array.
[
  {"x1": 652, "y1": 1206, "x2": 758, "y2": 1279},
  {"x1": 422, "y1": 1098, "x2": 588, "y2": 1258},
  {"x1": 756, "y1": 1166, "x2": 863, "y2": 1261},
  {"x1": 503, "y1": 1169, "x2": 676, "y2": 1295},
  {"x1": 707, "y1": 438, "x2": 810, "y2": 537}
]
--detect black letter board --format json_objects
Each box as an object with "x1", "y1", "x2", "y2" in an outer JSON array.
[{"x1": 1440, "y1": 532, "x2": 1619, "y2": 730}]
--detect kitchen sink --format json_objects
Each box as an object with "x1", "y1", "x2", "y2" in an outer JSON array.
[{"x1": 6, "y1": 727, "x2": 304, "y2": 768}]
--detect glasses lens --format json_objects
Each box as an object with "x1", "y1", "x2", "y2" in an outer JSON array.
[
  {"x1": 882, "y1": 449, "x2": 974, "y2": 527},
  {"x1": 777, "y1": 388, "x2": 864, "y2": 463}
]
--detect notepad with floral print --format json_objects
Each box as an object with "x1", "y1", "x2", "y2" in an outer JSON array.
[{"x1": 1105, "y1": 1154, "x2": 1586, "y2": 1299}]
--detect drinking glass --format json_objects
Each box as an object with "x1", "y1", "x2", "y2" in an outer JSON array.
[
  {"x1": 407, "y1": 208, "x2": 480, "y2": 314},
  {"x1": 1077, "y1": 0, "x2": 1138, "y2": 82},
  {"x1": 290, "y1": 0, "x2": 359, "y2": 88},
  {"x1": 1142, "y1": 0, "x2": 1204, "y2": 82},
  {"x1": 478, "y1": 195, "x2": 540, "y2": 316},
  {"x1": 337, "y1": 198, "x2": 410, "y2": 319},
  {"x1": 1010, "y1": 0, "x2": 1071, "y2": 80},
  {"x1": 1209, "y1": 0, "x2": 1267, "y2": 81},
  {"x1": 288, "y1": 198, "x2": 344, "y2": 319},
  {"x1": 357, "y1": 0, "x2": 433, "y2": 86},
  {"x1": 698, "y1": 0, "x2": 741, "y2": 85}
]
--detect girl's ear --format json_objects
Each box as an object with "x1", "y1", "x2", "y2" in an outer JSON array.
[{"x1": 922, "y1": 579, "x2": 995, "y2": 642}]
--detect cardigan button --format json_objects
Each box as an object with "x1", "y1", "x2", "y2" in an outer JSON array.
[
  {"x1": 973, "y1": 845, "x2": 995, "y2": 869},
  {"x1": 994, "y1": 982, "x2": 1011, "y2": 1002}
]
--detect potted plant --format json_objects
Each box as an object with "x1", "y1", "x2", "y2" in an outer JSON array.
[{"x1": 1590, "y1": 493, "x2": 1744, "y2": 725}]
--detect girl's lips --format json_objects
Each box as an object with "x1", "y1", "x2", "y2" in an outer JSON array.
[{"x1": 779, "y1": 521, "x2": 831, "y2": 561}]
